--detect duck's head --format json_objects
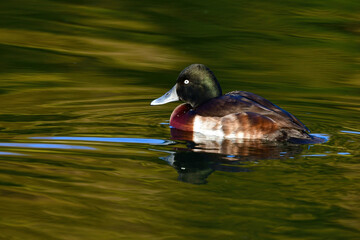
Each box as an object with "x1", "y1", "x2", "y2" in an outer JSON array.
[{"x1": 151, "y1": 64, "x2": 222, "y2": 108}]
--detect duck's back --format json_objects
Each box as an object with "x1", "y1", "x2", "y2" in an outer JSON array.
[{"x1": 193, "y1": 91, "x2": 311, "y2": 141}]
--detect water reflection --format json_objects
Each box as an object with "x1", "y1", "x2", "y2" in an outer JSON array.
[
  {"x1": 160, "y1": 151, "x2": 251, "y2": 184},
  {"x1": 170, "y1": 128, "x2": 328, "y2": 155},
  {"x1": 30, "y1": 133, "x2": 330, "y2": 184},
  {"x1": 0, "y1": 151, "x2": 25, "y2": 156},
  {"x1": 0, "y1": 142, "x2": 95, "y2": 150},
  {"x1": 340, "y1": 130, "x2": 360, "y2": 135},
  {"x1": 31, "y1": 136, "x2": 175, "y2": 145},
  {"x1": 150, "y1": 129, "x2": 321, "y2": 184}
]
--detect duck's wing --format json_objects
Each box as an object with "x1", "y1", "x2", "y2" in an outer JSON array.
[
  {"x1": 196, "y1": 91, "x2": 310, "y2": 133},
  {"x1": 231, "y1": 91, "x2": 310, "y2": 132}
]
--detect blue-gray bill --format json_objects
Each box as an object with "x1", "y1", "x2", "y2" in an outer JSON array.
[{"x1": 151, "y1": 84, "x2": 179, "y2": 105}]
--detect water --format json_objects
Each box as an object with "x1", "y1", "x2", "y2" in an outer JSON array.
[{"x1": 0, "y1": 0, "x2": 359, "y2": 239}]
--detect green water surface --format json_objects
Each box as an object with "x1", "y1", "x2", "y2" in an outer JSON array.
[{"x1": 0, "y1": 0, "x2": 359, "y2": 239}]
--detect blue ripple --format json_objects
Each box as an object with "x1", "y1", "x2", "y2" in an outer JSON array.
[
  {"x1": 0, "y1": 143, "x2": 95, "y2": 150},
  {"x1": 0, "y1": 151, "x2": 25, "y2": 156},
  {"x1": 310, "y1": 133, "x2": 330, "y2": 142},
  {"x1": 337, "y1": 152, "x2": 351, "y2": 155},
  {"x1": 301, "y1": 154, "x2": 328, "y2": 157},
  {"x1": 340, "y1": 130, "x2": 360, "y2": 135},
  {"x1": 30, "y1": 137, "x2": 175, "y2": 145}
]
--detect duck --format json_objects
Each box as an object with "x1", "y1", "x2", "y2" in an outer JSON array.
[{"x1": 151, "y1": 64, "x2": 312, "y2": 141}]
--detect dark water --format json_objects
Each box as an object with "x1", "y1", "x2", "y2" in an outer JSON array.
[{"x1": 0, "y1": 0, "x2": 360, "y2": 239}]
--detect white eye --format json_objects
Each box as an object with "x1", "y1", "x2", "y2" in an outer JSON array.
[{"x1": 184, "y1": 79, "x2": 189, "y2": 84}]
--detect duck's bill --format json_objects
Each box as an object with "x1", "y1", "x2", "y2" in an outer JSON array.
[{"x1": 151, "y1": 84, "x2": 179, "y2": 105}]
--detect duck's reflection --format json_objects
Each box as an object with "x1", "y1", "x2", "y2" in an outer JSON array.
[
  {"x1": 158, "y1": 129, "x2": 308, "y2": 184},
  {"x1": 161, "y1": 151, "x2": 254, "y2": 184}
]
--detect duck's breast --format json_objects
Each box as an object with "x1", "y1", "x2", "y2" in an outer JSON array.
[{"x1": 170, "y1": 103, "x2": 195, "y2": 132}]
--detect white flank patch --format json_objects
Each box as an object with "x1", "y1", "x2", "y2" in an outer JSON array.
[
  {"x1": 225, "y1": 132, "x2": 245, "y2": 139},
  {"x1": 193, "y1": 115, "x2": 224, "y2": 138},
  {"x1": 192, "y1": 114, "x2": 264, "y2": 140}
]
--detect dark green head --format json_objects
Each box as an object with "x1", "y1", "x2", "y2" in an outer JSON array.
[{"x1": 151, "y1": 64, "x2": 222, "y2": 108}]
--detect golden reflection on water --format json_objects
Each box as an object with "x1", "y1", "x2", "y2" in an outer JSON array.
[{"x1": 0, "y1": 29, "x2": 191, "y2": 70}]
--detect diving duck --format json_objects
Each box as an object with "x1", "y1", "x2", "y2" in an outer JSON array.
[{"x1": 151, "y1": 64, "x2": 312, "y2": 141}]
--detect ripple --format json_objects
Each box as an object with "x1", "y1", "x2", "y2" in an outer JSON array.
[
  {"x1": 340, "y1": 130, "x2": 360, "y2": 135},
  {"x1": 0, "y1": 151, "x2": 25, "y2": 156},
  {"x1": 301, "y1": 154, "x2": 328, "y2": 157},
  {"x1": 0, "y1": 143, "x2": 95, "y2": 150},
  {"x1": 310, "y1": 133, "x2": 330, "y2": 142},
  {"x1": 30, "y1": 136, "x2": 175, "y2": 145},
  {"x1": 337, "y1": 152, "x2": 351, "y2": 155}
]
